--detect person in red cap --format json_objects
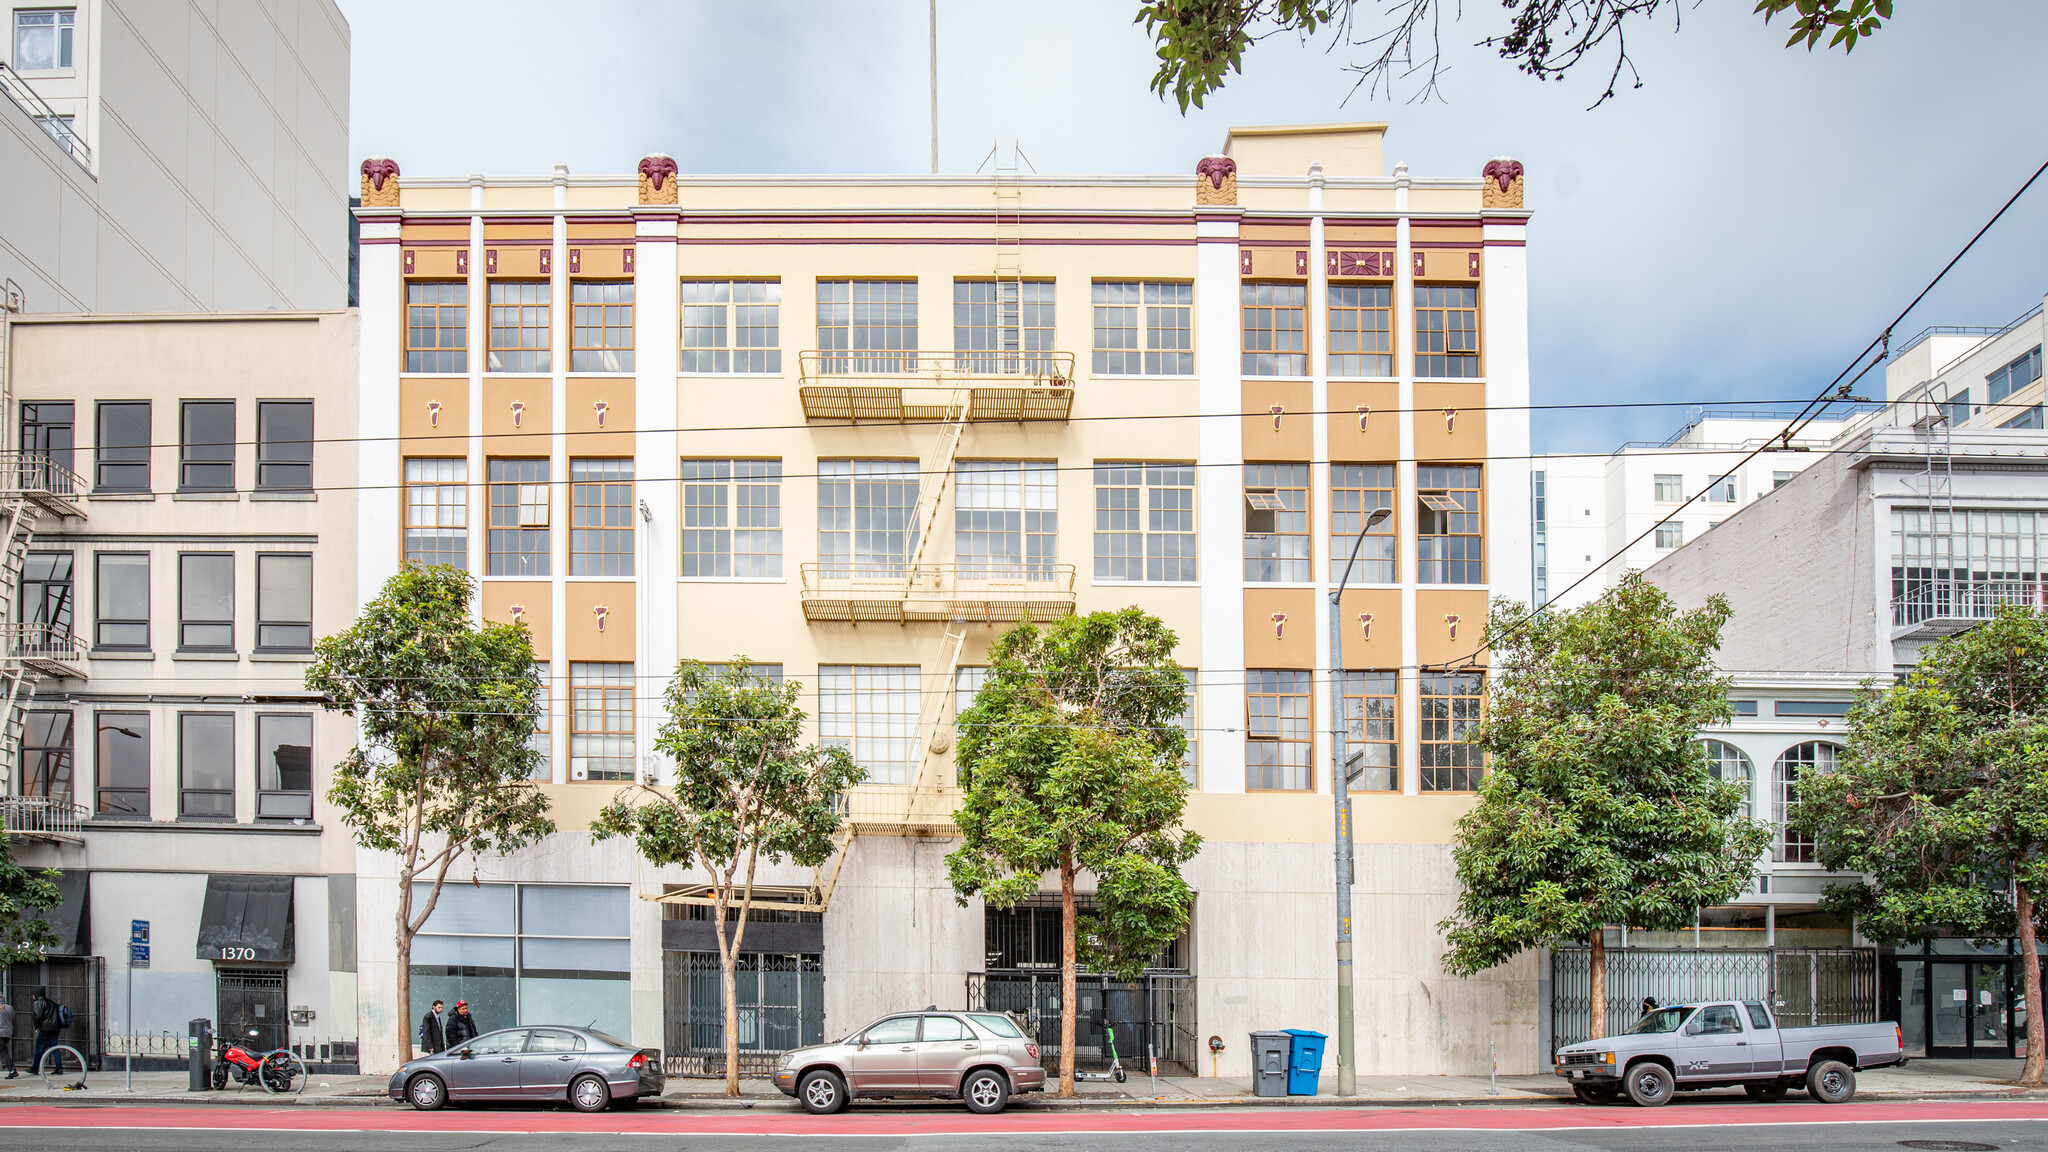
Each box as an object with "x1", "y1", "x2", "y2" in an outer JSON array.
[{"x1": 445, "y1": 1000, "x2": 479, "y2": 1049}]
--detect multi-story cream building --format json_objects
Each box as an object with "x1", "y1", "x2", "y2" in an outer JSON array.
[
  {"x1": 350, "y1": 123, "x2": 1536, "y2": 1078},
  {"x1": 1, "y1": 309, "x2": 360, "y2": 1072}
]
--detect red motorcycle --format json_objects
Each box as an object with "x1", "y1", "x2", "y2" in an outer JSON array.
[{"x1": 211, "y1": 1029, "x2": 304, "y2": 1093}]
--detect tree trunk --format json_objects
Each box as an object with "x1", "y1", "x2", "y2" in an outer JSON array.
[
  {"x1": 1059, "y1": 851, "x2": 1077, "y2": 1098},
  {"x1": 1589, "y1": 926, "x2": 1608, "y2": 1042},
  {"x1": 716, "y1": 890, "x2": 741, "y2": 1098},
  {"x1": 396, "y1": 909, "x2": 414, "y2": 1065},
  {"x1": 2020, "y1": 883, "x2": 2045, "y2": 1087}
]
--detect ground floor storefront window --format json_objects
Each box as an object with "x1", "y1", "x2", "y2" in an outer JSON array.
[{"x1": 408, "y1": 883, "x2": 629, "y2": 1042}]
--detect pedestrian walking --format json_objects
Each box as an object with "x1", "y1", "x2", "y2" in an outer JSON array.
[
  {"x1": 0, "y1": 997, "x2": 15, "y2": 1078},
  {"x1": 417, "y1": 999, "x2": 446, "y2": 1055},
  {"x1": 1640, "y1": 996, "x2": 1659, "y2": 1017},
  {"x1": 445, "y1": 1000, "x2": 479, "y2": 1050},
  {"x1": 29, "y1": 988, "x2": 67, "y2": 1076}
]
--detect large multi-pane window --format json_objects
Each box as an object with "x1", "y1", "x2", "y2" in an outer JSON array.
[
  {"x1": 570, "y1": 663, "x2": 634, "y2": 781},
  {"x1": 180, "y1": 400, "x2": 234, "y2": 491},
  {"x1": 178, "y1": 552, "x2": 234, "y2": 650},
  {"x1": 13, "y1": 8, "x2": 75, "y2": 70},
  {"x1": 570, "y1": 282, "x2": 635, "y2": 372},
  {"x1": 681, "y1": 460, "x2": 781, "y2": 578},
  {"x1": 818, "y1": 665, "x2": 920, "y2": 785},
  {"x1": 953, "y1": 281, "x2": 1055, "y2": 375},
  {"x1": 527, "y1": 665, "x2": 553, "y2": 781},
  {"x1": 1093, "y1": 463, "x2": 1196, "y2": 582},
  {"x1": 1176, "y1": 671, "x2": 1199, "y2": 787},
  {"x1": 1890, "y1": 507, "x2": 2048, "y2": 626},
  {"x1": 1532, "y1": 469, "x2": 1548, "y2": 607},
  {"x1": 96, "y1": 711, "x2": 148, "y2": 819},
  {"x1": 22, "y1": 400, "x2": 74, "y2": 478},
  {"x1": 1092, "y1": 281, "x2": 1193, "y2": 375},
  {"x1": 1986, "y1": 346, "x2": 2042, "y2": 405},
  {"x1": 1241, "y1": 284, "x2": 1308, "y2": 376},
  {"x1": 1330, "y1": 464, "x2": 1395, "y2": 583},
  {"x1": 22, "y1": 551, "x2": 72, "y2": 637},
  {"x1": 256, "y1": 713, "x2": 314, "y2": 820},
  {"x1": 816, "y1": 281, "x2": 917, "y2": 373},
  {"x1": 681, "y1": 281, "x2": 781, "y2": 373},
  {"x1": 256, "y1": 401, "x2": 313, "y2": 490},
  {"x1": 1653, "y1": 474, "x2": 1683, "y2": 503},
  {"x1": 1774, "y1": 742, "x2": 1837, "y2": 863},
  {"x1": 256, "y1": 553, "x2": 313, "y2": 650},
  {"x1": 1343, "y1": 671, "x2": 1398, "y2": 792},
  {"x1": 1419, "y1": 671, "x2": 1483, "y2": 791},
  {"x1": 954, "y1": 462, "x2": 1057, "y2": 579},
  {"x1": 1416, "y1": 465, "x2": 1483, "y2": 584},
  {"x1": 406, "y1": 282, "x2": 468, "y2": 373},
  {"x1": 570, "y1": 459, "x2": 634, "y2": 576},
  {"x1": 1414, "y1": 285, "x2": 1480, "y2": 378},
  {"x1": 179, "y1": 712, "x2": 234, "y2": 820},
  {"x1": 817, "y1": 460, "x2": 918, "y2": 577},
  {"x1": 1327, "y1": 284, "x2": 1393, "y2": 376},
  {"x1": 93, "y1": 552, "x2": 146, "y2": 649},
  {"x1": 95, "y1": 400, "x2": 150, "y2": 492},
  {"x1": 1246, "y1": 669, "x2": 1312, "y2": 791},
  {"x1": 488, "y1": 460, "x2": 550, "y2": 576},
  {"x1": 409, "y1": 882, "x2": 632, "y2": 1047},
  {"x1": 1701, "y1": 739, "x2": 1754, "y2": 820},
  {"x1": 23, "y1": 711, "x2": 73, "y2": 805},
  {"x1": 1244, "y1": 463, "x2": 1311, "y2": 582},
  {"x1": 488, "y1": 282, "x2": 551, "y2": 372},
  {"x1": 405, "y1": 459, "x2": 469, "y2": 568}
]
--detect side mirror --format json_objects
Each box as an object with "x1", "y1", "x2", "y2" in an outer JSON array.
[
  {"x1": 857, "y1": 1037, "x2": 869, "y2": 1050},
  {"x1": 1682, "y1": 1022, "x2": 1701, "y2": 1036},
  {"x1": 248, "y1": 1030, "x2": 261, "y2": 1039},
  {"x1": 459, "y1": 1047, "x2": 473, "y2": 1060}
]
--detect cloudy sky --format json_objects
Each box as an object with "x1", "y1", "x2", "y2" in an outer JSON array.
[{"x1": 337, "y1": 0, "x2": 2048, "y2": 454}]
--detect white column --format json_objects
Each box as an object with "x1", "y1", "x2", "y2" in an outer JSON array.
[
  {"x1": 356, "y1": 218, "x2": 403, "y2": 613},
  {"x1": 634, "y1": 205, "x2": 681, "y2": 784},
  {"x1": 1394, "y1": 163, "x2": 1419, "y2": 796},
  {"x1": 1196, "y1": 206, "x2": 1246, "y2": 794},
  {"x1": 466, "y1": 180, "x2": 486, "y2": 617},
  {"x1": 550, "y1": 165, "x2": 570, "y2": 784},
  {"x1": 1308, "y1": 163, "x2": 1331, "y2": 793},
  {"x1": 1482, "y1": 211, "x2": 1532, "y2": 605}
]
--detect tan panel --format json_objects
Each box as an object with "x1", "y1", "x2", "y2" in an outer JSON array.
[
  {"x1": 1415, "y1": 589, "x2": 1490, "y2": 668},
  {"x1": 1243, "y1": 249, "x2": 1306, "y2": 278},
  {"x1": 566, "y1": 377, "x2": 637, "y2": 455},
  {"x1": 566, "y1": 222, "x2": 634, "y2": 241},
  {"x1": 481, "y1": 581, "x2": 553, "y2": 659},
  {"x1": 399, "y1": 223, "x2": 469, "y2": 242},
  {"x1": 398, "y1": 378, "x2": 469, "y2": 453},
  {"x1": 1411, "y1": 249, "x2": 1483, "y2": 280},
  {"x1": 572, "y1": 248, "x2": 629, "y2": 276},
  {"x1": 1241, "y1": 224, "x2": 1311, "y2": 244},
  {"x1": 1413, "y1": 381, "x2": 1487, "y2": 462},
  {"x1": 1327, "y1": 224, "x2": 1397, "y2": 245},
  {"x1": 1181, "y1": 791, "x2": 1474, "y2": 845},
  {"x1": 488, "y1": 248, "x2": 545, "y2": 277},
  {"x1": 1335, "y1": 587, "x2": 1402, "y2": 668},
  {"x1": 1241, "y1": 380, "x2": 1313, "y2": 459},
  {"x1": 565, "y1": 582, "x2": 636, "y2": 662},
  {"x1": 1243, "y1": 587, "x2": 1316, "y2": 669},
  {"x1": 403, "y1": 247, "x2": 463, "y2": 278},
  {"x1": 481, "y1": 223, "x2": 553, "y2": 241},
  {"x1": 483, "y1": 378, "x2": 553, "y2": 454},
  {"x1": 1328, "y1": 381, "x2": 1399, "y2": 462}
]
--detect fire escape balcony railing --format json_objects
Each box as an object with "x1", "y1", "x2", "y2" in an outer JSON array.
[
  {"x1": 0, "y1": 451, "x2": 86, "y2": 519},
  {"x1": 1891, "y1": 577, "x2": 2048, "y2": 639},
  {"x1": 798, "y1": 562, "x2": 1077, "y2": 624},
  {"x1": 0, "y1": 795, "x2": 89, "y2": 842},
  {"x1": 796, "y1": 351, "x2": 1075, "y2": 423},
  {"x1": 0, "y1": 622, "x2": 87, "y2": 679},
  {"x1": 835, "y1": 782, "x2": 963, "y2": 836}
]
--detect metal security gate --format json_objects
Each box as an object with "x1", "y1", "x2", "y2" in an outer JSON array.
[
  {"x1": 1551, "y1": 948, "x2": 1876, "y2": 1050},
  {"x1": 967, "y1": 972, "x2": 1197, "y2": 1074},
  {"x1": 661, "y1": 951, "x2": 824, "y2": 1078},
  {"x1": 6, "y1": 957, "x2": 104, "y2": 1070},
  {"x1": 216, "y1": 969, "x2": 288, "y2": 1054}
]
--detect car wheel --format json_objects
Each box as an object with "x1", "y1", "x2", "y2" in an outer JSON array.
[
  {"x1": 1623, "y1": 1062, "x2": 1674, "y2": 1107},
  {"x1": 1744, "y1": 1080, "x2": 1789, "y2": 1102},
  {"x1": 1806, "y1": 1060, "x2": 1855, "y2": 1104},
  {"x1": 406, "y1": 1073, "x2": 447, "y2": 1111},
  {"x1": 569, "y1": 1073, "x2": 611, "y2": 1113},
  {"x1": 962, "y1": 1069, "x2": 1010, "y2": 1115},
  {"x1": 799, "y1": 1070, "x2": 847, "y2": 1115},
  {"x1": 1571, "y1": 1082, "x2": 1620, "y2": 1105}
]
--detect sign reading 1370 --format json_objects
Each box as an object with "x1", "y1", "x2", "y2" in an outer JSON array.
[{"x1": 217, "y1": 947, "x2": 258, "y2": 961}]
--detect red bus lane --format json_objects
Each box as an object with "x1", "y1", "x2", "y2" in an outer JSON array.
[{"x1": 3, "y1": 1100, "x2": 2048, "y2": 1137}]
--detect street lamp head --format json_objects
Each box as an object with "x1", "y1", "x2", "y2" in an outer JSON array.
[{"x1": 1364, "y1": 507, "x2": 1392, "y2": 529}]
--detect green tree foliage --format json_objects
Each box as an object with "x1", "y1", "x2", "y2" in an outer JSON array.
[
  {"x1": 593, "y1": 659, "x2": 862, "y2": 1096},
  {"x1": 0, "y1": 835, "x2": 59, "y2": 965},
  {"x1": 307, "y1": 564, "x2": 552, "y2": 1063},
  {"x1": 1138, "y1": 0, "x2": 1895, "y2": 110},
  {"x1": 1790, "y1": 604, "x2": 2048, "y2": 1085},
  {"x1": 1440, "y1": 575, "x2": 1769, "y2": 1040},
  {"x1": 945, "y1": 609, "x2": 1200, "y2": 1096}
]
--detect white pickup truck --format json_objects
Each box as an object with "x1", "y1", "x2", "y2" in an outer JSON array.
[{"x1": 1553, "y1": 1000, "x2": 1904, "y2": 1106}]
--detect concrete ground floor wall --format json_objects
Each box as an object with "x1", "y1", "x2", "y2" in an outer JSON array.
[{"x1": 349, "y1": 832, "x2": 1539, "y2": 1078}]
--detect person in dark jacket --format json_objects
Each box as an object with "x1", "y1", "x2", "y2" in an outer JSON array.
[
  {"x1": 444, "y1": 1000, "x2": 479, "y2": 1049},
  {"x1": 29, "y1": 988, "x2": 63, "y2": 1076},
  {"x1": 0, "y1": 995, "x2": 15, "y2": 1078},
  {"x1": 417, "y1": 999, "x2": 446, "y2": 1055}
]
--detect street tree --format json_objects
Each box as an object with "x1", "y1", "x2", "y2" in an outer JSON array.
[
  {"x1": 1440, "y1": 574, "x2": 1770, "y2": 1039},
  {"x1": 1139, "y1": 0, "x2": 1894, "y2": 109},
  {"x1": 945, "y1": 609, "x2": 1200, "y2": 1097},
  {"x1": 0, "y1": 836, "x2": 59, "y2": 964},
  {"x1": 593, "y1": 659, "x2": 863, "y2": 1097},
  {"x1": 307, "y1": 564, "x2": 553, "y2": 1064},
  {"x1": 1790, "y1": 604, "x2": 2048, "y2": 1086}
]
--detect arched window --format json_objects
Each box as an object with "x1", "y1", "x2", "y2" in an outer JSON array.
[
  {"x1": 1700, "y1": 740, "x2": 1754, "y2": 820},
  {"x1": 1774, "y1": 742, "x2": 1839, "y2": 863}
]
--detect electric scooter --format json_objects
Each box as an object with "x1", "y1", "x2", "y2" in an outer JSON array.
[{"x1": 1073, "y1": 1010, "x2": 1127, "y2": 1083}]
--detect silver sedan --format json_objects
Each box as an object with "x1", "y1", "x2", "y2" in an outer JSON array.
[{"x1": 387, "y1": 1026, "x2": 663, "y2": 1112}]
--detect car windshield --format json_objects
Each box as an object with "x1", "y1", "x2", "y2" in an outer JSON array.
[
  {"x1": 1625, "y1": 1007, "x2": 1696, "y2": 1035},
  {"x1": 968, "y1": 1013, "x2": 1024, "y2": 1038},
  {"x1": 583, "y1": 1029, "x2": 629, "y2": 1049}
]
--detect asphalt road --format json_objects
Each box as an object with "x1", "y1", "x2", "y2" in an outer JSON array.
[{"x1": 5, "y1": 1101, "x2": 2048, "y2": 1152}]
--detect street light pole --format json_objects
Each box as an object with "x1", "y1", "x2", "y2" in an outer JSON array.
[{"x1": 1329, "y1": 504, "x2": 1390, "y2": 1097}]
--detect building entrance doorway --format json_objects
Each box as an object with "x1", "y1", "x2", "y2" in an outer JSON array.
[{"x1": 216, "y1": 968, "x2": 288, "y2": 1053}]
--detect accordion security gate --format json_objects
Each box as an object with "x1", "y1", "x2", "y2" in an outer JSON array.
[
  {"x1": 967, "y1": 971, "x2": 1198, "y2": 1075},
  {"x1": 1550, "y1": 947, "x2": 1877, "y2": 1051}
]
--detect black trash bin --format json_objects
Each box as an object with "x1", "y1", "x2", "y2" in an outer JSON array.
[
  {"x1": 1250, "y1": 1030, "x2": 1290, "y2": 1098},
  {"x1": 188, "y1": 1019, "x2": 213, "y2": 1091}
]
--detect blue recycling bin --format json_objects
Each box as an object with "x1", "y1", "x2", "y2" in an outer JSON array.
[{"x1": 1283, "y1": 1028, "x2": 1326, "y2": 1096}]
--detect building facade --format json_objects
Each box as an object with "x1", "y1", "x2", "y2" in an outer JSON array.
[
  {"x1": 1, "y1": 309, "x2": 360, "y2": 1071},
  {"x1": 1, "y1": 0, "x2": 351, "y2": 314},
  {"x1": 350, "y1": 123, "x2": 1539, "y2": 1077}
]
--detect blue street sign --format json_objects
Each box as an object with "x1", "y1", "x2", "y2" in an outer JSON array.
[
  {"x1": 130, "y1": 919, "x2": 149, "y2": 944},
  {"x1": 129, "y1": 943, "x2": 150, "y2": 968}
]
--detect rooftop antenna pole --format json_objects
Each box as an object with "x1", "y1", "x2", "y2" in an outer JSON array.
[{"x1": 929, "y1": 0, "x2": 939, "y2": 174}]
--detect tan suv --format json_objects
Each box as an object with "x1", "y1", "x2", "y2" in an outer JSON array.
[{"x1": 772, "y1": 1010, "x2": 1046, "y2": 1114}]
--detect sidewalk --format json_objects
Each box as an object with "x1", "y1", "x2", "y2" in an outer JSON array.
[{"x1": 0, "y1": 1060, "x2": 2038, "y2": 1109}]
